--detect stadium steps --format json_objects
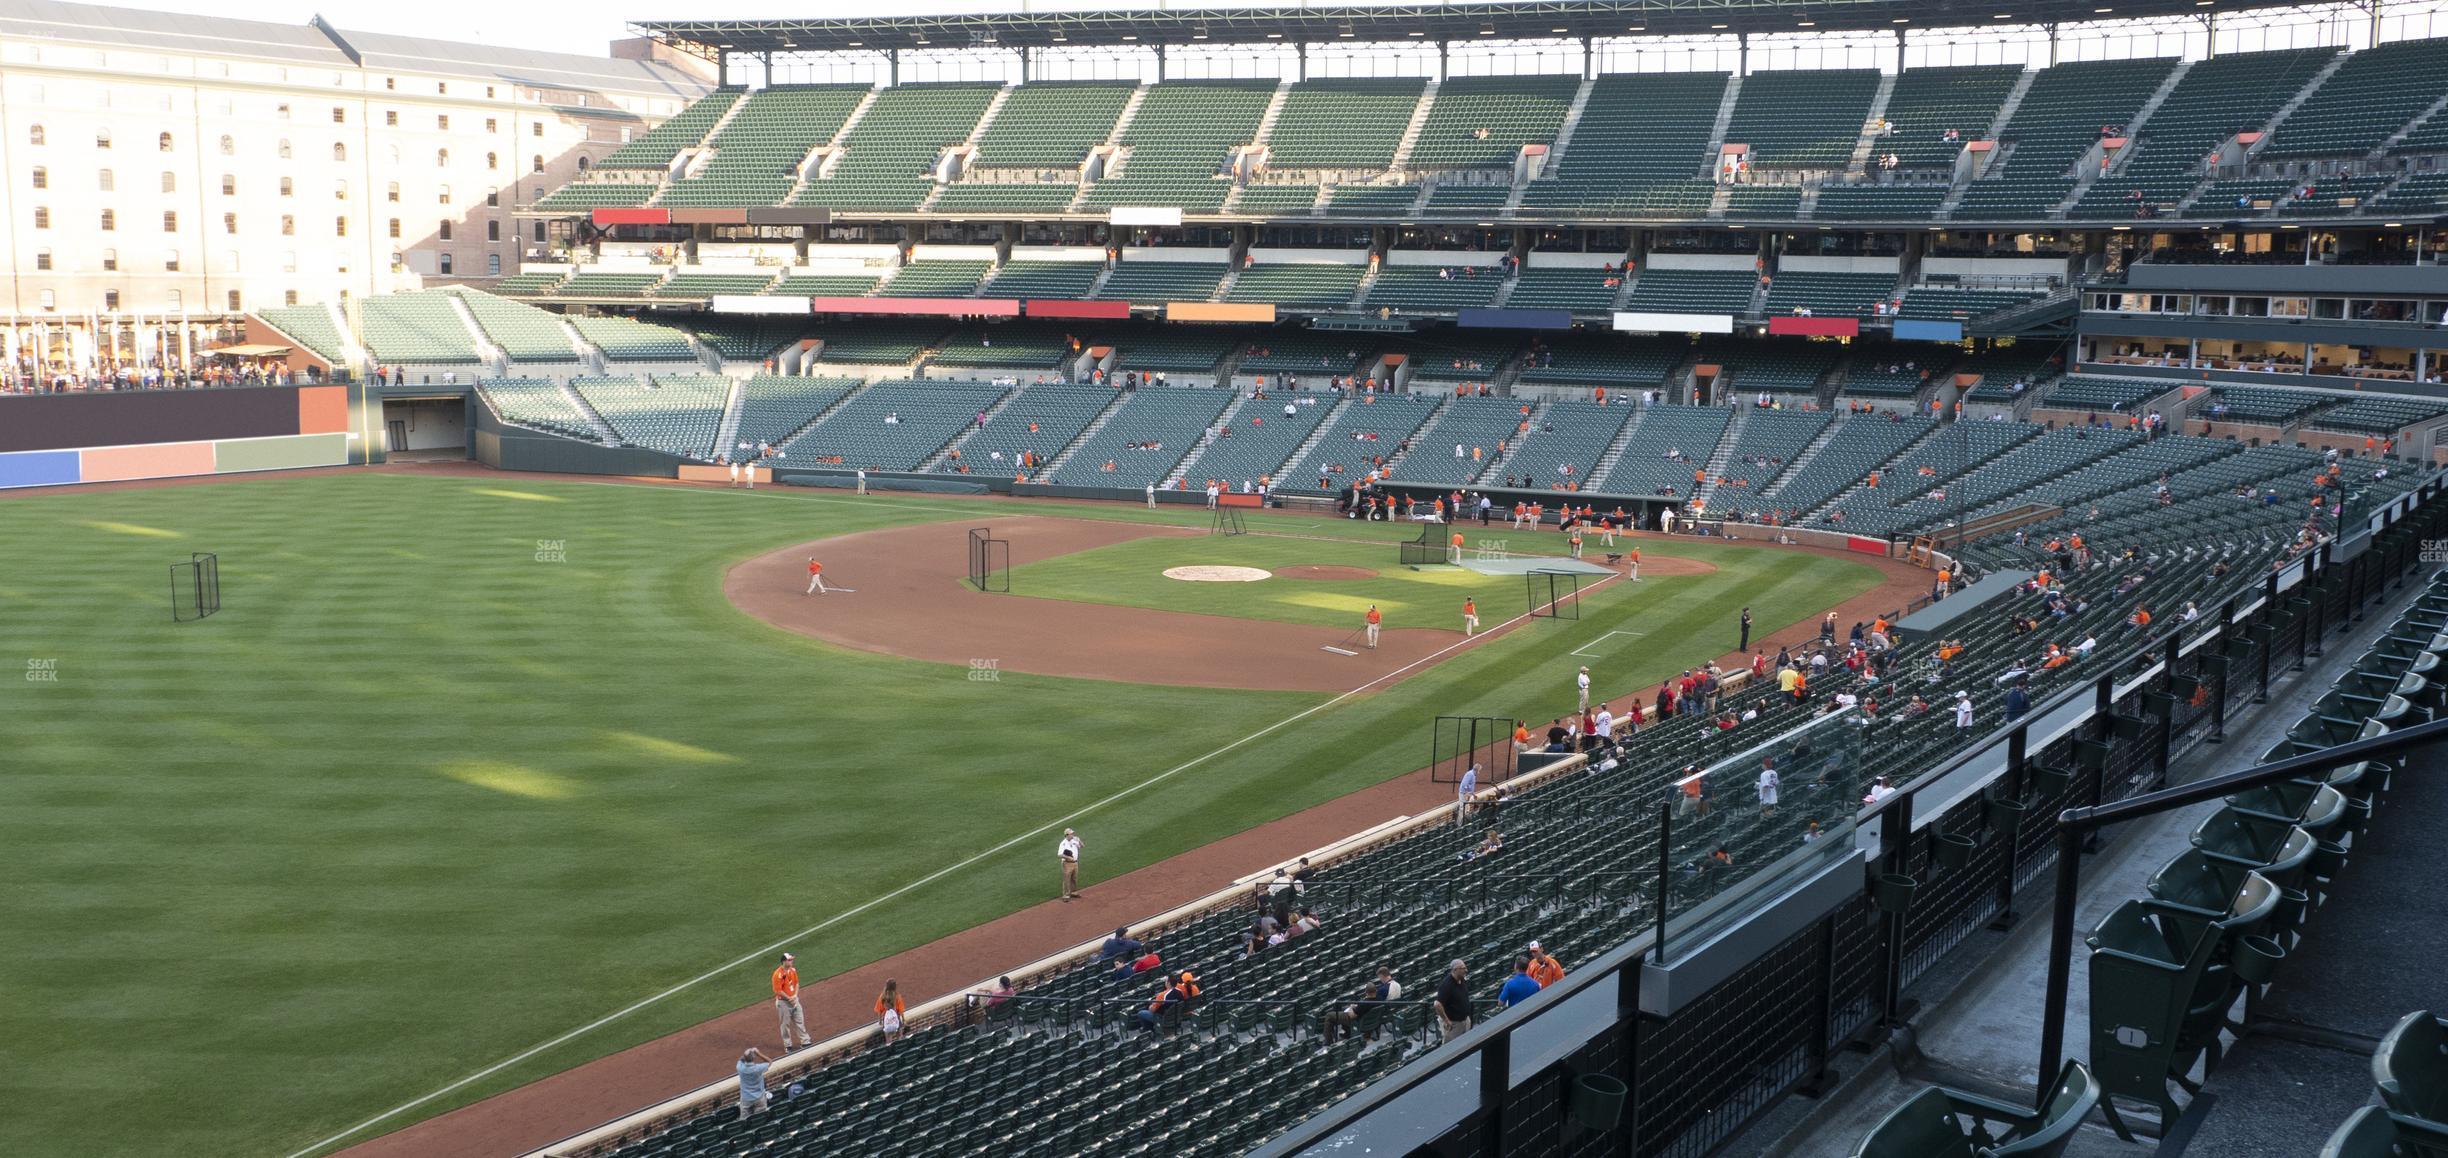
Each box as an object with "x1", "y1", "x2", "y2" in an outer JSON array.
[
  {"x1": 557, "y1": 317, "x2": 610, "y2": 375},
  {"x1": 1473, "y1": 399, "x2": 1546, "y2": 485},
  {"x1": 1041, "y1": 390, "x2": 1141, "y2": 479},
  {"x1": 2051, "y1": 59, "x2": 2195, "y2": 216},
  {"x1": 1756, "y1": 414, "x2": 1849, "y2": 498},
  {"x1": 782, "y1": 87, "x2": 883, "y2": 206},
  {"x1": 763, "y1": 380, "x2": 873, "y2": 450},
  {"x1": 1795, "y1": 418, "x2": 1949, "y2": 517},
  {"x1": 2378, "y1": 89, "x2": 2448, "y2": 158},
  {"x1": 920, "y1": 385, "x2": 1041, "y2": 472},
  {"x1": 553, "y1": 379, "x2": 620, "y2": 442},
  {"x1": 1843, "y1": 72, "x2": 1901, "y2": 180},
  {"x1": 1584, "y1": 404, "x2": 1651, "y2": 484},
  {"x1": 2241, "y1": 49, "x2": 2352, "y2": 167},
  {"x1": 442, "y1": 293, "x2": 509, "y2": 374},
  {"x1": 1163, "y1": 392, "x2": 1251, "y2": 486},
  {"x1": 644, "y1": 94, "x2": 755, "y2": 206},
  {"x1": 1268, "y1": 394, "x2": 1357, "y2": 487},
  {"x1": 1251, "y1": 81, "x2": 1295, "y2": 150},
  {"x1": 1067, "y1": 84, "x2": 1152, "y2": 213},
  {"x1": 1387, "y1": 80, "x2": 1439, "y2": 172},
  {"x1": 1371, "y1": 394, "x2": 1452, "y2": 476},
  {"x1": 1084, "y1": 263, "x2": 1118, "y2": 300},
  {"x1": 1547, "y1": 78, "x2": 1598, "y2": 165},
  {"x1": 713, "y1": 378, "x2": 747, "y2": 453},
  {"x1": 1689, "y1": 404, "x2": 1753, "y2": 510},
  {"x1": 1705, "y1": 74, "x2": 1743, "y2": 163},
  {"x1": 914, "y1": 86, "x2": 1016, "y2": 212}
]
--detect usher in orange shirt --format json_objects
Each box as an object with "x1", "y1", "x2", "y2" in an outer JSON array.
[{"x1": 773, "y1": 964, "x2": 799, "y2": 1001}]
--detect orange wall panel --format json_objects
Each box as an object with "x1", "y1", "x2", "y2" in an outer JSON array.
[{"x1": 296, "y1": 385, "x2": 348, "y2": 434}]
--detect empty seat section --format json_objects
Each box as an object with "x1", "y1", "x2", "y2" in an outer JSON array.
[
  {"x1": 1520, "y1": 72, "x2": 1726, "y2": 218},
  {"x1": 1112, "y1": 331, "x2": 1236, "y2": 375},
  {"x1": 970, "y1": 81, "x2": 1133, "y2": 169},
  {"x1": 1363, "y1": 265, "x2": 1502, "y2": 312},
  {"x1": 1278, "y1": 394, "x2": 1441, "y2": 492},
  {"x1": 1098, "y1": 262, "x2": 1228, "y2": 305},
  {"x1": 1406, "y1": 74, "x2": 1581, "y2": 169},
  {"x1": 1724, "y1": 69, "x2": 1882, "y2": 170},
  {"x1": 1391, "y1": 397, "x2": 1532, "y2": 485},
  {"x1": 1265, "y1": 78, "x2": 1428, "y2": 170},
  {"x1": 768, "y1": 272, "x2": 883, "y2": 296},
  {"x1": 358, "y1": 292, "x2": 481, "y2": 364},
  {"x1": 2044, "y1": 375, "x2": 2174, "y2": 412},
  {"x1": 1763, "y1": 270, "x2": 1895, "y2": 319},
  {"x1": 2070, "y1": 47, "x2": 2337, "y2": 218},
  {"x1": 1855, "y1": 425, "x2": 2142, "y2": 534},
  {"x1": 2370, "y1": 171, "x2": 2448, "y2": 216},
  {"x1": 687, "y1": 319, "x2": 795, "y2": 363},
  {"x1": 1724, "y1": 187, "x2": 1802, "y2": 220},
  {"x1": 1241, "y1": 333, "x2": 1369, "y2": 380},
  {"x1": 554, "y1": 272, "x2": 664, "y2": 299},
  {"x1": 947, "y1": 385, "x2": 1116, "y2": 474},
  {"x1": 1189, "y1": 395, "x2": 1333, "y2": 487},
  {"x1": 2263, "y1": 36, "x2": 2448, "y2": 159},
  {"x1": 1897, "y1": 285, "x2": 2049, "y2": 323},
  {"x1": 456, "y1": 290, "x2": 577, "y2": 362},
  {"x1": 1046, "y1": 388, "x2": 1234, "y2": 487},
  {"x1": 1954, "y1": 57, "x2": 2178, "y2": 221},
  {"x1": 1709, "y1": 408, "x2": 1830, "y2": 498},
  {"x1": 2184, "y1": 177, "x2": 2297, "y2": 216},
  {"x1": 1419, "y1": 183, "x2": 1513, "y2": 216},
  {"x1": 570, "y1": 315, "x2": 696, "y2": 362},
  {"x1": 594, "y1": 88, "x2": 742, "y2": 173},
  {"x1": 1812, "y1": 184, "x2": 1948, "y2": 221},
  {"x1": 1081, "y1": 80, "x2": 1277, "y2": 213},
  {"x1": 932, "y1": 182, "x2": 1082, "y2": 214},
  {"x1": 1812, "y1": 420, "x2": 2036, "y2": 528},
  {"x1": 2309, "y1": 398, "x2": 2448, "y2": 436},
  {"x1": 1518, "y1": 335, "x2": 1686, "y2": 389},
  {"x1": 731, "y1": 375, "x2": 861, "y2": 451},
  {"x1": 1401, "y1": 335, "x2": 1520, "y2": 388},
  {"x1": 885, "y1": 261, "x2": 992, "y2": 298},
  {"x1": 1506, "y1": 265, "x2": 1622, "y2": 312},
  {"x1": 1623, "y1": 268, "x2": 1755, "y2": 315},
  {"x1": 2205, "y1": 386, "x2": 2327, "y2": 424},
  {"x1": 1593, "y1": 405, "x2": 1731, "y2": 495},
  {"x1": 532, "y1": 183, "x2": 658, "y2": 211},
  {"x1": 1763, "y1": 413, "x2": 1934, "y2": 514},
  {"x1": 794, "y1": 83, "x2": 999, "y2": 213},
  {"x1": 490, "y1": 271, "x2": 568, "y2": 297},
  {"x1": 1236, "y1": 184, "x2": 1323, "y2": 215},
  {"x1": 479, "y1": 378, "x2": 597, "y2": 440},
  {"x1": 1497, "y1": 401, "x2": 1640, "y2": 488},
  {"x1": 811, "y1": 321, "x2": 948, "y2": 366},
  {"x1": 653, "y1": 272, "x2": 777, "y2": 299},
  {"x1": 1709, "y1": 337, "x2": 1840, "y2": 396},
  {"x1": 929, "y1": 326, "x2": 1073, "y2": 370},
  {"x1": 573, "y1": 374, "x2": 728, "y2": 458},
  {"x1": 786, "y1": 380, "x2": 1011, "y2": 470},
  {"x1": 1324, "y1": 185, "x2": 1422, "y2": 217},
  {"x1": 255, "y1": 304, "x2": 353, "y2": 363},
  {"x1": 1226, "y1": 263, "x2": 1366, "y2": 309},
  {"x1": 1877, "y1": 65, "x2": 2021, "y2": 168},
  {"x1": 981, "y1": 261, "x2": 1103, "y2": 299},
  {"x1": 2289, "y1": 174, "x2": 2395, "y2": 215},
  {"x1": 660, "y1": 85, "x2": 869, "y2": 208}
]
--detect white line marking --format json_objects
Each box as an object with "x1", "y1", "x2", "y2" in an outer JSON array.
[
  {"x1": 281, "y1": 566, "x2": 1621, "y2": 1158},
  {"x1": 1570, "y1": 629, "x2": 1647, "y2": 659}
]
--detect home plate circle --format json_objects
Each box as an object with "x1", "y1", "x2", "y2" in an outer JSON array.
[{"x1": 1163, "y1": 565, "x2": 1272, "y2": 582}]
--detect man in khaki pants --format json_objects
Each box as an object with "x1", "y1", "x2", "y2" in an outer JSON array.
[
  {"x1": 1059, "y1": 828, "x2": 1083, "y2": 900},
  {"x1": 772, "y1": 952, "x2": 813, "y2": 1052}
]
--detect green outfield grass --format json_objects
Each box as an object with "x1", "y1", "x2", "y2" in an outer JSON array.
[{"x1": 0, "y1": 476, "x2": 1882, "y2": 1157}]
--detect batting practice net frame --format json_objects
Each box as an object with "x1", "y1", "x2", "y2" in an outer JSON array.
[
  {"x1": 1527, "y1": 569, "x2": 1582, "y2": 619},
  {"x1": 1211, "y1": 506, "x2": 1247, "y2": 536},
  {"x1": 172, "y1": 552, "x2": 221, "y2": 622},
  {"x1": 1398, "y1": 522, "x2": 1443, "y2": 567},
  {"x1": 967, "y1": 528, "x2": 1011, "y2": 593},
  {"x1": 1430, "y1": 715, "x2": 1517, "y2": 785}
]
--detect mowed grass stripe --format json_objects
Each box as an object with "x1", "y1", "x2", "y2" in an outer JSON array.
[{"x1": 0, "y1": 474, "x2": 1879, "y2": 1157}]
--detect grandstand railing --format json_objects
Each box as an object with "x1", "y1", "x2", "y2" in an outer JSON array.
[{"x1": 1254, "y1": 477, "x2": 2443, "y2": 1157}]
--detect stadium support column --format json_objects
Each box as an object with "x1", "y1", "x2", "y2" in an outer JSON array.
[
  {"x1": 888, "y1": 50, "x2": 900, "y2": 87},
  {"x1": 1157, "y1": 43, "x2": 1168, "y2": 81},
  {"x1": 2046, "y1": 23, "x2": 2060, "y2": 67},
  {"x1": 1297, "y1": 42, "x2": 1308, "y2": 81},
  {"x1": 1738, "y1": 32, "x2": 1750, "y2": 77},
  {"x1": 1019, "y1": 46, "x2": 1031, "y2": 83},
  {"x1": 1581, "y1": 36, "x2": 1593, "y2": 80},
  {"x1": 1437, "y1": 40, "x2": 1449, "y2": 82},
  {"x1": 1895, "y1": 27, "x2": 1906, "y2": 73}
]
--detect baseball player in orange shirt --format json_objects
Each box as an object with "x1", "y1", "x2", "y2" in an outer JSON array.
[
  {"x1": 1464, "y1": 597, "x2": 1479, "y2": 636},
  {"x1": 805, "y1": 558, "x2": 830, "y2": 596},
  {"x1": 772, "y1": 952, "x2": 813, "y2": 1051},
  {"x1": 1449, "y1": 530, "x2": 1465, "y2": 565},
  {"x1": 1365, "y1": 604, "x2": 1382, "y2": 650}
]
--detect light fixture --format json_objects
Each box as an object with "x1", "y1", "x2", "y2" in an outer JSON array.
[
  {"x1": 1408, "y1": 30, "x2": 1425, "y2": 36},
  {"x1": 1712, "y1": 22, "x2": 1729, "y2": 29},
  {"x1": 1120, "y1": 33, "x2": 1137, "y2": 41},
  {"x1": 1994, "y1": 13, "x2": 2013, "y2": 19},
  {"x1": 846, "y1": 39, "x2": 863, "y2": 47},
  {"x1": 1340, "y1": 29, "x2": 1356, "y2": 37},
  {"x1": 1798, "y1": 18, "x2": 1817, "y2": 26},
  {"x1": 1266, "y1": 31, "x2": 1283, "y2": 38},
  {"x1": 2093, "y1": 6, "x2": 2113, "y2": 10},
  {"x1": 2386, "y1": 221, "x2": 2404, "y2": 228},
  {"x1": 1627, "y1": 24, "x2": 1645, "y2": 32},
  {"x1": 1191, "y1": 30, "x2": 1207, "y2": 40},
  {"x1": 1553, "y1": 26, "x2": 1570, "y2": 33},
  {"x1": 1893, "y1": 16, "x2": 1911, "y2": 23}
]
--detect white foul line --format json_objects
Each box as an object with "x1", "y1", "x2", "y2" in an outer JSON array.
[
  {"x1": 1570, "y1": 629, "x2": 1648, "y2": 659},
  {"x1": 280, "y1": 569, "x2": 1619, "y2": 1158}
]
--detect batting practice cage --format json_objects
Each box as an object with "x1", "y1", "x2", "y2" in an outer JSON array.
[
  {"x1": 1399, "y1": 522, "x2": 1444, "y2": 567},
  {"x1": 1527, "y1": 569, "x2": 1582, "y2": 619},
  {"x1": 172, "y1": 552, "x2": 221, "y2": 622},
  {"x1": 967, "y1": 527, "x2": 1010, "y2": 593},
  {"x1": 1430, "y1": 715, "x2": 1517, "y2": 785},
  {"x1": 1210, "y1": 507, "x2": 1246, "y2": 536}
]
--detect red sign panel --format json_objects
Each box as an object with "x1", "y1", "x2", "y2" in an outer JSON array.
[{"x1": 1766, "y1": 316, "x2": 1861, "y2": 338}]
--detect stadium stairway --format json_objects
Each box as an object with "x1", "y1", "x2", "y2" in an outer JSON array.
[
  {"x1": 1038, "y1": 389, "x2": 1148, "y2": 480},
  {"x1": 1249, "y1": 394, "x2": 1353, "y2": 489},
  {"x1": 917, "y1": 386, "x2": 1036, "y2": 472},
  {"x1": 552, "y1": 379, "x2": 620, "y2": 442},
  {"x1": 1689, "y1": 404, "x2": 1754, "y2": 511},
  {"x1": 1387, "y1": 80, "x2": 1439, "y2": 173},
  {"x1": 442, "y1": 294, "x2": 508, "y2": 376},
  {"x1": 2048, "y1": 59, "x2": 2195, "y2": 217},
  {"x1": 1583, "y1": 404, "x2": 1653, "y2": 487},
  {"x1": 1841, "y1": 72, "x2": 1901, "y2": 180}
]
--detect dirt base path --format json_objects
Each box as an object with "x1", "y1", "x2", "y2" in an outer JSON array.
[{"x1": 726, "y1": 515, "x2": 1487, "y2": 693}]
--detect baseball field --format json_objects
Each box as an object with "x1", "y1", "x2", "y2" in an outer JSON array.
[{"x1": 0, "y1": 470, "x2": 1887, "y2": 1157}]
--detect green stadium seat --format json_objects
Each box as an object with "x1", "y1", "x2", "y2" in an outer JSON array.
[
  {"x1": 1266, "y1": 78, "x2": 1427, "y2": 170},
  {"x1": 2319, "y1": 1105, "x2": 2448, "y2": 1157},
  {"x1": 1098, "y1": 262, "x2": 1228, "y2": 305},
  {"x1": 1226, "y1": 263, "x2": 1366, "y2": 310},
  {"x1": 358, "y1": 292, "x2": 481, "y2": 364},
  {"x1": 255, "y1": 304, "x2": 353, "y2": 364},
  {"x1": 1082, "y1": 80, "x2": 1276, "y2": 213},
  {"x1": 570, "y1": 315, "x2": 696, "y2": 362},
  {"x1": 1407, "y1": 74, "x2": 1580, "y2": 170},
  {"x1": 454, "y1": 290, "x2": 578, "y2": 362},
  {"x1": 1877, "y1": 66, "x2": 2021, "y2": 170},
  {"x1": 2376, "y1": 1010, "x2": 2448, "y2": 1121},
  {"x1": 660, "y1": 85, "x2": 870, "y2": 209},
  {"x1": 795, "y1": 83, "x2": 1000, "y2": 213},
  {"x1": 2264, "y1": 37, "x2": 2448, "y2": 160},
  {"x1": 595, "y1": 88, "x2": 743, "y2": 173},
  {"x1": 1848, "y1": 1061, "x2": 2099, "y2": 1157},
  {"x1": 1726, "y1": 69, "x2": 1882, "y2": 170},
  {"x1": 1520, "y1": 72, "x2": 1725, "y2": 219}
]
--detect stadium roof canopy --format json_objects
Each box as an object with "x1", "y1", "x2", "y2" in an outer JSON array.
[{"x1": 636, "y1": 0, "x2": 2291, "y2": 58}]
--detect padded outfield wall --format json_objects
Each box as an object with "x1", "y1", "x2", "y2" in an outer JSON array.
[{"x1": 0, "y1": 385, "x2": 367, "y2": 490}]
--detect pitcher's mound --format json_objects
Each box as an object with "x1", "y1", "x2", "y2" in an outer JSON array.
[
  {"x1": 1278, "y1": 565, "x2": 1379, "y2": 581},
  {"x1": 1163, "y1": 565, "x2": 1272, "y2": 582}
]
